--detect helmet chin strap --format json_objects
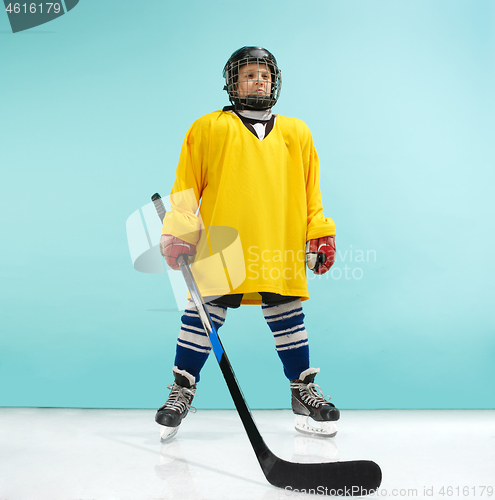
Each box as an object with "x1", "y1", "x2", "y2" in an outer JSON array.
[{"x1": 234, "y1": 105, "x2": 271, "y2": 112}]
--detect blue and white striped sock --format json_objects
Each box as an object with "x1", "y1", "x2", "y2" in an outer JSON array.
[
  {"x1": 262, "y1": 299, "x2": 310, "y2": 381},
  {"x1": 174, "y1": 302, "x2": 227, "y2": 382}
]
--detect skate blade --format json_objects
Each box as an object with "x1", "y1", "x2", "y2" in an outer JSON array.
[
  {"x1": 294, "y1": 414, "x2": 338, "y2": 438},
  {"x1": 159, "y1": 424, "x2": 179, "y2": 443}
]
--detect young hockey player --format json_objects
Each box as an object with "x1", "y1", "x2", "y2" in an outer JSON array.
[{"x1": 156, "y1": 47, "x2": 338, "y2": 441}]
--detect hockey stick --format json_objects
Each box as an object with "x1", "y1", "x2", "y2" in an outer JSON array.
[{"x1": 151, "y1": 193, "x2": 382, "y2": 496}]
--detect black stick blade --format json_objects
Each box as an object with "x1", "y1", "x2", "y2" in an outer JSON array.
[{"x1": 258, "y1": 447, "x2": 382, "y2": 496}]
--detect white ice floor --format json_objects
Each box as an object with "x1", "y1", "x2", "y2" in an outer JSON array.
[{"x1": 0, "y1": 408, "x2": 494, "y2": 499}]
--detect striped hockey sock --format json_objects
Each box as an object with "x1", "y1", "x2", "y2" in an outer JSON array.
[
  {"x1": 174, "y1": 302, "x2": 227, "y2": 382},
  {"x1": 262, "y1": 299, "x2": 310, "y2": 381}
]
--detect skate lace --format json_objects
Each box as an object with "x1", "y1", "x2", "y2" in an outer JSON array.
[
  {"x1": 293, "y1": 381, "x2": 331, "y2": 408},
  {"x1": 162, "y1": 383, "x2": 197, "y2": 414}
]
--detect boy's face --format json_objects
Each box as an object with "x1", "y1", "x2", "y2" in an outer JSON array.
[{"x1": 236, "y1": 62, "x2": 272, "y2": 99}]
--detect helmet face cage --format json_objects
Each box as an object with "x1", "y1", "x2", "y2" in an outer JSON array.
[{"x1": 223, "y1": 48, "x2": 282, "y2": 110}]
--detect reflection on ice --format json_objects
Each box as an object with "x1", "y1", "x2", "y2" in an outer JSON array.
[{"x1": 292, "y1": 433, "x2": 339, "y2": 464}]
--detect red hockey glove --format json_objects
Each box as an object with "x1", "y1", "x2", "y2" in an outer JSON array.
[
  {"x1": 305, "y1": 236, "x2": 336, "y2": 275},
  {"x1": 160, "y1": 234, "x2": 196, "y2": 270}
]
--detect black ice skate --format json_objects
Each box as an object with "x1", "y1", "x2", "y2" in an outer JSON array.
[
  {"x1": 290, "y1": 367, "x2": 340, "y2": 438},
  {"x1": 155, "y1": 367, "x2": 196, "y2": 442}
]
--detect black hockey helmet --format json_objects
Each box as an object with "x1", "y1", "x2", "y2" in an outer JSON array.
[{"x1": 223, "y1": 46, "x2": 282, "y2": 110}]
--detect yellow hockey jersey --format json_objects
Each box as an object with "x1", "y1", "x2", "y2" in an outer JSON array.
[{"x1": 162, "y1": 109, "x2": 336, "y2": 304}]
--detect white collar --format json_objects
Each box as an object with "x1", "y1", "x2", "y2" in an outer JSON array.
[{"x1": 236, "y1": 109, "x2": 273, "y2": 121}]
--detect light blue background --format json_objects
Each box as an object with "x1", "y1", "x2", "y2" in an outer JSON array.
[{"x1": 1, "y1": 0, "x2": 494, "y2": 410}]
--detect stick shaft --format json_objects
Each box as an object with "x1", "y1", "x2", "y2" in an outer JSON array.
[{"x1": 151, "y1": 193, "x2": 264, "y2": 449}]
